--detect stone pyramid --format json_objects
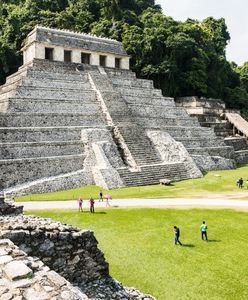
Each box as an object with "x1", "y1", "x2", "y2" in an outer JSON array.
[{"x1": 0, "y1": 27, "x2": 236, "y2": 196}]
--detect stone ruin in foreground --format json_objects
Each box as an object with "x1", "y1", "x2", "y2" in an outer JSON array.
[
  {"x1": 0, "y1": 195, "x2": 155, "y2": 299},
  {"x1": 1, "y1": 25, "x2": 248, "y2": 196}
]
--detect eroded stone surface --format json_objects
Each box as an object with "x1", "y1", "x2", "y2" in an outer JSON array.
[
  {"x1": 0, "y1": 239, "x2": 89, "y2": 300},
  {"x1": 0, "y1": 194, "x2": 23, "y2": 216},
  {"x1": 4, "y1": 261, "x2": 32, "y2": 281},
  {"x1": 0, "y1": 216, "x2": 156, "y2": 299}
]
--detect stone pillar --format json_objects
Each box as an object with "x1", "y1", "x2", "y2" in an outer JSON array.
[
  {"x1": 72, "y1": 50, "x2": 81, "y2": 63},
  {"x1": 121, "y1": 57, "x2": 130, "y2": 70},
  {"x1": 53, "y1": 46, "x2": 64, "y2": 62},
  {"x1": 35, "y1": 43, "x2": 45, "y2": 60},
  {"x1": 106, "y1": 55, "x2": 115, "y2": 68},
  {"x1": 91, "y1": 53, "x2": 99, "y2": 66}
]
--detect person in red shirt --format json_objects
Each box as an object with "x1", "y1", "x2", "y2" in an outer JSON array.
[{"x1": 89, "y1": 197, "x2": 95, "y2": 213}]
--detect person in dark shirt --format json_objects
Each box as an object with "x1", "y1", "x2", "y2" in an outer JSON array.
[
  {"x1": 99, "y1": 191, "x2": 103, "y2": 202},
  {"x1": 238, "y1": 178, "x2": 243, "y2": 188},
  {"x1": 174, "y1": 226, "x2": 182, "y2": 245}
]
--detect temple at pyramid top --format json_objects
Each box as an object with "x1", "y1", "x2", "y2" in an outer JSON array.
[{"x1": 21, "y1": 25, "x2": 130, "y2": 69}]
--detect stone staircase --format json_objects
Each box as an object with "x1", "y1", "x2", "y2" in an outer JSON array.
[
  {"x1": 88, "y1": 70, "x2": 201, "y2": 186},
  {"x1": 117, "y1": 126, "x2": 161, "y2": 166},
  {"x1": 117, "y1": 163, "x2": 190, "y2": 186},
  {"x1": 88, "y1": 70, "x2": 162, "y2": 167},
  {"x1": 194, "y1": 114, "x2": 234, "y2": 137}
]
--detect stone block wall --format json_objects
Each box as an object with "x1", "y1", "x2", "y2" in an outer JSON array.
[
  {"x1": 0, "y1": 141, "x2": 84, "y2": 159},
  {"x1": 15, "y1": 86, "x2": 96, "y2": 100},
  {"x1": 0, "y1": 215, "x2": 109, "y2": 284},
  {"x1": 112, "y1": 77, "x2": 154, "y2": 89},
  {"x1": 0, "y1": 215, "x2": 156, "y2": 300},
  {"x1": 1, "y1": 99, "x2": 101, "y2": 114},
  {"x1": 129, "y1": 105, "x2": 189, "y2": 118},
  {"x1": 0, "y1": 239, "x2": 90, "y2": 300},
  {"x1": 0, "y1": 113, "x2": 105, "y2": 127},
  {"x1": 135, "y1": 116, "x2": 199, "y2": 128},
  {"x1": 0, "y1": 154, "x2": 85, "y2": 189},
  {"x1": 0, "y1": 127, "x2": 83, "y2": 143},
  {"x1": 0, "y1": 194, "x2": 23, "y2": 215},
  {"x1": 5, "y1": 170, "x2": 94, "y2": 197},
  {"x1": 124, "y1": 95, "x2": 175, "y2": 106},
  {"x1": 25, "y1": 68, "x2": 89, "y2": 82}
]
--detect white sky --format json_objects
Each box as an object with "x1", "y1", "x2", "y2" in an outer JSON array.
[{"x1": 156, "y1": 0, "x2": 248, "y2": 65}]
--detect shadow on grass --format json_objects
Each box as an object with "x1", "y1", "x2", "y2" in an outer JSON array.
[
  {"x1": 182, "y1": 244, "x2": 195, "y2": 248},
  {"x1": 207, "y1": 239, "x2": 221, "y2": 243},
  {"x1": 81, "y1": 211, "x2": 107, "y2": 214}
]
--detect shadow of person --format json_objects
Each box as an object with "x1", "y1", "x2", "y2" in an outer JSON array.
[
  {"x1": 82, "y1": 211, "x2": 107, "y2": 214},
  {"x1": 182, "y1": 244, "x2": 195, "y2": 248},
  {"x1": 207, "y1": 240, "x2": 221, "y2": 243}
]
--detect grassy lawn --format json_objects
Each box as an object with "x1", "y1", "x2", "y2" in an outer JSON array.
[
  {"x1": 29, "y1": 208, "x2": 248, "y2": 300},
  {"x1": 17, "y1": 164, "x2": 248, "y2": 201}
]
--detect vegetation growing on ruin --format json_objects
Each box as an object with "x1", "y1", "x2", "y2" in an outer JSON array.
[
  {"x1": 30, "y1": 208, "x2": 248, "y2": 300},
  {"x1": 16, "y1": 164, "x2": 248, "y2": 201},
  {"x1": 1, "y1": 0, "x2": 248, "y2": 114}
]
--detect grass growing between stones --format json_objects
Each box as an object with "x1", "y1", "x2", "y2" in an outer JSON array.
[
  {"x1": 17, "y1": 164, "x2": 248, "y2": 201},
  {"x1": 29, "y1": 208, "x2": 248, "y2": 300}
]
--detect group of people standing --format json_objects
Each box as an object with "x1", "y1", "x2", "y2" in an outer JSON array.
[
  {"x1": 236, "y1": 177, "x2": 248, "y2": 189},
  {"x1": 174, "y1": 221, "x2": 208, "y2": 246},
  {"x1": 78, "y1": 191, "x2": 111, "y2": 213}
]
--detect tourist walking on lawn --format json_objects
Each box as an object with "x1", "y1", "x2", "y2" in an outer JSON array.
[
  {"x1": 89, "y1": 197, "x2": 95, "y2": 213},
  {"x1": 174, "y1": 226, "x2": 182, "y2": 245},
  {"x1": 200, "y1": 221, "x2": 208, "y2": 241},
  {"x1": 99, "y1": 191, "x2": 103, "y2": 202},
  {"x1": 78, "y1": 198, "x2": 83, "y2": 212},
  {"x1": 105, "y1": 194, "x2": 112, "y2": 207}
]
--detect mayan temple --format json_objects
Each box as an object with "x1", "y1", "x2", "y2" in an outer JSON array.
[{"x1": 0, "y1": 26, "x2": 240, "y2": 196}]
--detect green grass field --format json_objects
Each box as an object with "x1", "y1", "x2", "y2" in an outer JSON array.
[
  {"x1": 17, "y1": 164, "x2": 248, "y2": 201},
  {"x1": 29, "y1": 208, "x2": 248, "y2": 300}
]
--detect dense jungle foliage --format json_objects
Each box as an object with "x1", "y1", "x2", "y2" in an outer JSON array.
[{"x1": 0, "y1": 0, "x2": 248, "y2": 113}]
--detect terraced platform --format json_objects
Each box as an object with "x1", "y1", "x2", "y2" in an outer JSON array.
[
  {"x1": 176, "y1": 96, "x2": 248, "y2": 165},
  {"x1": 0, "y1": 59, "x2": 237, "y2": 195},
  {"x1": 107, "y1": 70, "x2": 235, "y2": 172}
]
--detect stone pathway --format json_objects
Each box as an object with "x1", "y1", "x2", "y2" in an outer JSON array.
[{"x1": 17, "y1": 198, "x2": 248, "y2": 211}]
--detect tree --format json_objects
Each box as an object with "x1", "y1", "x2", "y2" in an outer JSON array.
[
  {"x1": 237, "y1": 62, "x2": 248, "y2": 93},
  {"x1": 0, "y1": 0, "x2": 247, "y2": 116}
]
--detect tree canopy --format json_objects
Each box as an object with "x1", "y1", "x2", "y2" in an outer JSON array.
[{"x1": 0, "y1": 0, "x2": 248, "y2": 114}]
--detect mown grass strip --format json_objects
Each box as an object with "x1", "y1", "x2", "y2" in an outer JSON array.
[
  {"x1": 29, "y1": 208, "x2": 248, "y2": 300},
  {"x1": 16, "y1": 164, "x2": 248, "y2": 201}
]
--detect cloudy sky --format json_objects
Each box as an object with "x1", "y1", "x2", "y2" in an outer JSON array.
[{"x1": 156, "y1": 0, "x2": 248, "y2": 65}]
